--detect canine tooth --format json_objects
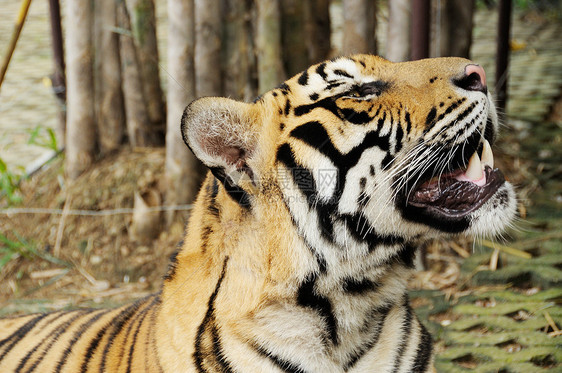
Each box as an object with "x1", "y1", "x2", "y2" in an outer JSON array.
[
  {"x1": 465, "y1": 152, "x2": 483, "y2": 181},
  {"x1": 481, "y1": 139, "x2": 494, "y2": 169}
]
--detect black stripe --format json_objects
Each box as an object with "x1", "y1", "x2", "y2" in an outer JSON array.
[
  {"x1": 252, "y1": 343, "x2": 310, "y2": 373},
  {"x1": 484, "y1": 116, "x2": 495, "y2": 144},
  {"x1": 438, "y1": 102, "x2": 477, "y2": 137},
  {"x1": 374, "y1": 104, "x2": 382, "y2": 119},
  {"x1": 146, "y1": 294, "x2": 165, "y2": 373},
  {"x1": 276, "y1": 143, "x2": 336, "y2": 240},
  {"x1": 277, "y1": 82, "x2": 290, "y2": 94},
  {"x1": 325, "y1": 81, "x2": 344, "y2": 90},
  {"x1": 276, "y1": 144, "x2": 315, "y2": 200},
  {"x1": 125, "y1": 296, "x2": 160, "y2": 373},
  {"x1": 435, "y1": 98, "x2": 466, "y2": 124},
  {"x1": 291, "y1": 121, "x2": 392, "y2": 173},
  {"x1": 0, "y1": 313, "x2": 52, "y2": 361},
  {"x1": 343, "y1": 304, "x2": 392, "y2": 370},
  {"x1": 210, "y1": 323, "x2": 235, "y2": 373},
  {"x1": 377, "y1": 110, "x2": 386, "y2": 127},
  {"x1": 284, "y1": 100, "x2": 292, "y2": 116},
  {"x1": 163, "y1": 249, "x2": 180, "y2": 282},
  {"x1": 193, "y1": 257, "x2": 229, "y2": 372},
  {"x1": 390, "y1": 298, "x2": 414, "y2": 373},
  {"x1": 405, "y1": 112, "x2": 412, "y2": 136},
  {"x1": 16, "y1": 310, "x2": 89, "y2": 373},
  {"x1": 394, "y1": 120, "x2": 404, "y2": 153},
  {"x1": 280, "y1": 121, "x2": 396, "y2": 244},
  {"x1": 98, "y1": 297, "x2": 152, "y2": 373},
  {"x1": 275, "y1": 144, "x2": 329, "y2": 270},
  {"x1": 342, "y1": 277, "x2": 378, "y2": 295},
  {"x1": 309, "y1": 93, "x2": 319, "y2": 101},
  {"x1": 199, "y1": 226, "x2": 213, "y2": 254},
  {"x1": 290, "y1": 121, "x2": 380, "y2": 199},
  {"x1": 79, "y1": 302, "x2": 141, "y2": 373},
  {"x1": 209, "y1": 167, "x2": 250, "y2": 209},
  {"x1": 381, "y1": 152, "x2": 394, "y2": 170},
  {"x1": 316, "y1": 63, "x2": 327, "y2": 79},
  {"x1": 448, "y1": 102, "x2": 476, "y2": 124},
  {"x1": 425, "y1": 107, "x2": 437, "y2": 126},
  {"x1": 111, "y1": 297, "x2": 154, "y2": 372},
  {"x1": 294, "y1": 96, "x2": 342, "y2": 118},
  {"x1": 54, "y1": 309, "x2": 111, "y2": 373},
  {"x1": 298, "y1": 70, "x2": 309, "y2": 86},
  {"x1": 340, "y1": 213, "x2": 404, "y2": 249},
  {"x1": 297, "y1": 274, "x2": 338, "y2": 345},
  {"x1": 207, "y1": 177, "x2": 220, "y2": 218},
  {"x1": 333, "y1": 69, "x2": 353, "y2": 79},
  {"x1": 411, "y1": 322, "x2": 433, "y2": 372},
  {"x1": 396, "y1": 244, "x2": 416, "y2": 269}
]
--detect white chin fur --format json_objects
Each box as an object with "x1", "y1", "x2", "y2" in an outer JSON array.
[{"x1": 466, "y1": 182, "x2": 517, "y2": 238}]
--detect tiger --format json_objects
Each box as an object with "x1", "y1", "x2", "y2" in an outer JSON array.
[{"x1": 0, "y1": 54, "x2": 516, "y2": 372}]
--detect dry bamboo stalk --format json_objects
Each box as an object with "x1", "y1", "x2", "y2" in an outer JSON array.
[
  {"x1": 194, "y1": 0, "x2": 223, "y2": 97},
  {"x1": 256, "y1": 0, "x2": 285, "y2": 94},
  {"x1": 118, "y1": 2, "x2": 153, "y2": 147},
  {"x1": 124, "y1": 0, "x2": 165, "y2": 142},
  {"x1": 65, "y1": 0, "x2": 96, "y2": 179},
  {"x1": 94, "y1": 0, "x2": 125, "y2": 153},
  {"x1": 341, "y1": 0, "x2": 376, "y2": 55},
  {"x1": 164, "y1": 0, "x2": 204, "y2": 225},
  {"x1": 281, "y1": 0, "x2": 308, "y2": 77},
  {"x1": 304, "y1": 0, "x2": 331, "y2": 64}
]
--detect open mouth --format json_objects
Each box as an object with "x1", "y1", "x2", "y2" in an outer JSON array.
[{"x1": 407, "y1": 139, "x2": 506, "y2": 218}]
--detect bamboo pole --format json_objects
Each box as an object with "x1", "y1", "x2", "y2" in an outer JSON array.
[
  {"x1": 341, "y1": 0, "x2": 377, "y2": 55},
  {"x1": 0, "y1": 0, "x2": 33, "y2": 94},
  {"x1": 47, "y1": 0, "x2": 66, "y2": 146},
  {"x1": 256, "y1": 0, "x2": 285, "y2": 94},
  {"x1": 411, "y1": 0, "x2": 430, "y2": 61},
  {"x1": 164, "y1": 0, "x2": 205, "y2": 225},
  {"x1": 496, "y1": 0, "x2": 512, "y2": 117},
  {"x1": 65, "y1": 0, "x2": 97, "y2": 179}
]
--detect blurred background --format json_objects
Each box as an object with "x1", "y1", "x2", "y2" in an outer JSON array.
[{"x1": 0, "y1": 1, "x2": 561, "y2": 371}]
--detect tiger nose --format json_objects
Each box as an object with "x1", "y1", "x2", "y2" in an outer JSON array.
[{"x1": 454, "y1": 64, "x2": 487, "y2": 94}]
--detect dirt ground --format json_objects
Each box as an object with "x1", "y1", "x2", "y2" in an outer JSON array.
[{"x1": 0, "y1": 148, "x2": 187, "y2": 314}]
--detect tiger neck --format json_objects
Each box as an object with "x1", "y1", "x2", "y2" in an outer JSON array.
[
  {"x1": 161, "y1": 175, "x2": 420, "y2": 369},
  {"x1": 177, "y1": 173, "x2": 417, "y2": 301}
]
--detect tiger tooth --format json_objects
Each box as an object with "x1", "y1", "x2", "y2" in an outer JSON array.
[
  {"x1": 481, "y1": 139, "x2": 494, "y2": 169},
  {"x1": 465, "y1": 152, "x2": 484, "y2": 181}
]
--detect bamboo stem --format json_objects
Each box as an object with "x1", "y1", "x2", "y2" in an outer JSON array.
[{"x1": 0, "y1": 0, "x2": 33, "y2": 93}]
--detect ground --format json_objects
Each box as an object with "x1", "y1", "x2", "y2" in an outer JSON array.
[{"x1": 0, "y1": 149, "x2": 181, "y2": 312}]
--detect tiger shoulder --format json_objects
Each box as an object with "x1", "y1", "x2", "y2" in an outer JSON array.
[{"x1": 0, "y1": 55, "x2": 516, "y2": 372}]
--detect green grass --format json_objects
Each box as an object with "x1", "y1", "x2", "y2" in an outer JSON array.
[
  {"x1": 0, "y1": 157, "x2": 25, "y2": 205},
  {"x1": 0, "y1": 232, "x2": 69, "y2": 273}
]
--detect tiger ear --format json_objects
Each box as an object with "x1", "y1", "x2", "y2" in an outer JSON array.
[{"x1": 181, "y1": 97, "x2": 259, "y2": 186}]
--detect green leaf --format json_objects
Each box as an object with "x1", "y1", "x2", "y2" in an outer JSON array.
[{"x1": 0, "y1": 158, "x2": 7, "y2": 173}]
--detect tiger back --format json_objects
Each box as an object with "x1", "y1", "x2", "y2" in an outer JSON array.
[{"x1": 0, "y1": 55, "x2": 516, "y2": 372}]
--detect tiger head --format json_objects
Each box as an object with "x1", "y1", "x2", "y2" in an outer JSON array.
[{"x1": 182, "y1": 55, "x2": 516, "y2": 258}]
